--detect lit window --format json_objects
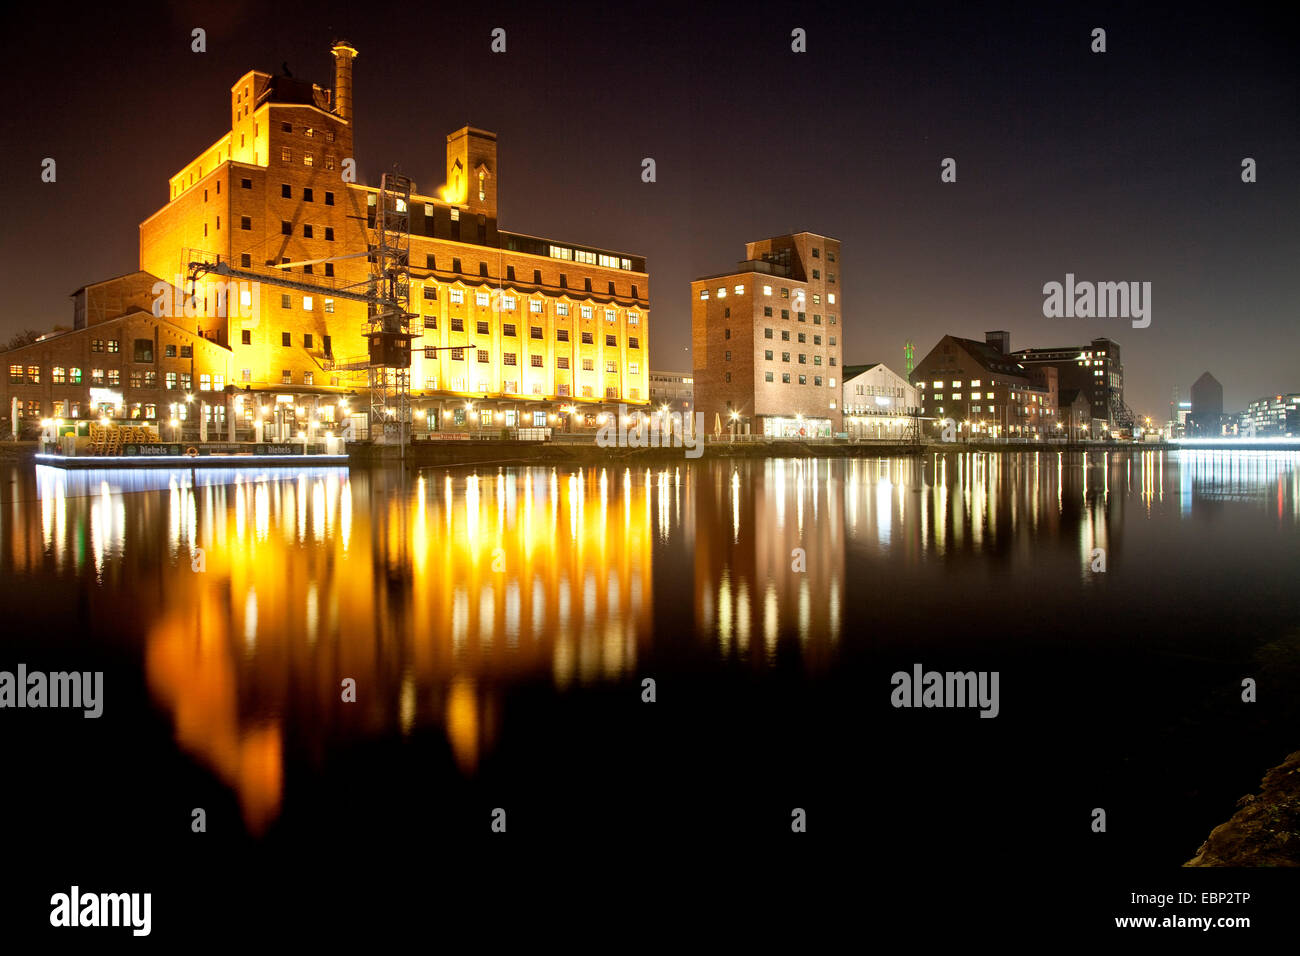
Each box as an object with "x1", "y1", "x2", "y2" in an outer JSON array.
[
  {"x1": 763, "y1": 285, "x2": 772, "y2": 296},
  {"x1": 476, "y1": 291, "x2": 490, "y2": 307},
  {"x1": 530, "y1": 300, "x2": 543, "y2": 313},
  {"x1": 734, "y1": 285, "x2": 744, "y2": 295},
  {"x1": 449, "y1": 289, "x2": 464, "y2": 304},
  {"x1": 303, "y1": 296, "x2": 313, "y2": 311}
]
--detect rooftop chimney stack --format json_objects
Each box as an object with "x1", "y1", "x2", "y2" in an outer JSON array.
[{"x1": 330, "y1": 40, "x2": 358, "y2": 124}]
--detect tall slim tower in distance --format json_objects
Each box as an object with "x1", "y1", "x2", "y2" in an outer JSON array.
[{"x1": 904, "y1": 340, "x2": 914, "y2": 378}]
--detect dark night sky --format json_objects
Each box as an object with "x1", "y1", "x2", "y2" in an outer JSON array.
[{"x1": 0, "y1": 1, "x2": 1295, "y2": 418}]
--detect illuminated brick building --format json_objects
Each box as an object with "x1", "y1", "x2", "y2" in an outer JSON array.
[
  {"x1": 140, "y1": 40, "x2": 649, "y2": 436},
  {"x1": 691, "y1": 232, "x2": 842, "y2": 438},
  {"x1": 911, "y1": 331, "x2": 1059, "y2": 440},
  {"x1": 2, "y1": 272, "x2": 233, "y2": 437},
  {"x1": 4, "y1": 41, "x2": 650, "y2": 438}
]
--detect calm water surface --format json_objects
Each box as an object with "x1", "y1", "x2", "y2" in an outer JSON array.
[{"x1": 3, "y1": 451, "x2": 1299, "y2": 889}]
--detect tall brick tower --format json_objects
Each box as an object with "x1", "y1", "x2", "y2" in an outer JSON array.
[{"x1": 444, "y1": 127, "x2": 498, "y2": 221}]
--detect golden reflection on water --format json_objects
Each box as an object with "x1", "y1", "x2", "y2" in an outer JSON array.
[{"x1": 22, "y1": 465, "x2": 656, "y2": 833}]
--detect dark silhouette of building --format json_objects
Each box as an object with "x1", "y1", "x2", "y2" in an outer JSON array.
[{"x1": 1189, "y1": 372, "x2": 1223, "y2": 435}]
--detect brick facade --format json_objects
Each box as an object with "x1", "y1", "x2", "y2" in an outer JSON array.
[
  {"x1": 3, "y1": 41, "x2": 651, "y2": 439},
  {"x1": 691, "y1": 232, "x2": 842, "y2": 437}
]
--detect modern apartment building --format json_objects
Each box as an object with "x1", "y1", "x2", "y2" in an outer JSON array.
[
  {"x1": 691, "y1": 232, "x2": 842, "y2": 437},
  {"x1": 1242, "y1": 393, "x2": 1299, "y2": 436}
]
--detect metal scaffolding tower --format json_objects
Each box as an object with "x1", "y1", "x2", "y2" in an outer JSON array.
[
  {"x1": 184, "y1": 171, "x2": 416, "y2": 451},
  {"x1": 366, "y1": 172, "x2": 414, "y2": 446}
]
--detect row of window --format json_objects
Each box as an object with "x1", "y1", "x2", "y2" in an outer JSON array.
[
  {"x1": 277, "y1": 184, "x2": 336, "y2": 205},
  {"x1": 238, "y1": 251, "x2": 337, "y2": 278},
  {"x1": 420, "y1": 261, "x2": 642, "y2": 300},
  {"x1": 8, "y1": 365, "x2": 229, "y2": 391},
  {"x1": 931, "y1": 405, "x2": 1050, "y2": 418},
  {"x1": 279, "y1": 221, "x2": 336, "y2": 241},
  {"x1": 90, "y1": 339, "x2": 195, "y2": 361},
  {"x1": 758, "y1": 308, "x2": 836, "y2": 324},
  {"x1": 256, "y1": 332, "x2": 333, "y2": 351},
  {"x1": 279, "y1": 147, "x2": 336, "y2": 169},
  {"x1": 428, "y1": 347, "x2": 640, "y2": 375},
  {"x1": 752, "y1": 351, "x2": 835, "y2": 366},
  {"x1": 922, "y1": 384, "x2": 1046, "y2": 404},
  {"x1": 748, "y1": 372, "x2": 830, "y2": 387},
  {"x1": 547, "y1": 245, "x2": 633, "y2": 271},
  {"x1": 276, "y1": 295, "x2": 335, "y2": 313},
  {"x1": 420, "y1": 377, "x2": 640, "y2": 401},
  {"x1": 278, "y1": 121, "x2": 336, "y2": 142},
  {"x1": 430, "y1": 289, "x2": 641, "y2": 325},
  {"x1": 761, "y1": 329, "x2": 835, "y2": 345},
  {"x1": 852, "y1": 384, "x2": 908, "y2": 397},
  {"x1": 427, "y1": 318, "x2": 639, "y2": 349},
  {"x1": 701, "y1": 286, "x2": 837, "y2": 305}
]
